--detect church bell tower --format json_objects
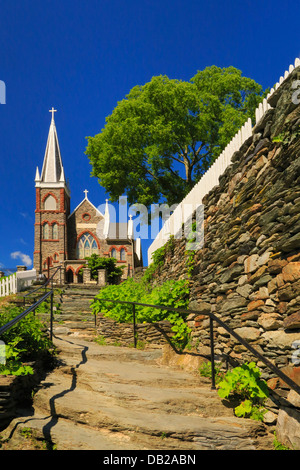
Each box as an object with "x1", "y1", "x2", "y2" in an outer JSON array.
[{"x1": 33, "y1": 108, "x2": 70, "y2": 275}]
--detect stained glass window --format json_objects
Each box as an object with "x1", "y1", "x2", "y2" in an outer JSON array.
[
  {"x1": 111, "y1": 248, "x2": 116, "y2": 258},
  {"x1": 43, "y1": 223, "x2": 49, "y2": 239},
  {"x1": 52, "y1": 223, "x2": 58, "y2": 239},
  {"x1": 120, "y1": 248, "x2": 126, "y2": 261},
  {"x1": 76, "y1": 233, "x2": 98, "y2": 259}
]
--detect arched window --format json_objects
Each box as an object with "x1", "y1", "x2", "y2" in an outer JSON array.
[
  {"x1": 111, "y1": 248, "x2": 116, "y2": 259},
  {"x1": 76, "y1": 233, "x2": 98, "y2": 259},
  {"x1": 120, "y1": 248, "x2": 126, "y2": 261},
  {"x1": 44, "y1": 194, "x2": 56, "y2": 210},
  {"x1": 52, "y1": 223, "x2": 58, "y2": 239},
  {"x1": 42, "y1": 223, "x2": 49, "y2": 239}
]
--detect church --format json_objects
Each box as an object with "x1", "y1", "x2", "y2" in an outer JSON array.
[{"x1": 33, "y1": 109, "x2": 143, "y2": 284}]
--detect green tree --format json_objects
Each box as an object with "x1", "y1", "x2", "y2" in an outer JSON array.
[{"x1": 86, "y1": 66, "x2": 266, "y2": 207}]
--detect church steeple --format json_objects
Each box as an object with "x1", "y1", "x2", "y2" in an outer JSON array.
[
  {"x1": 33, "y1": 108, "x2": 71, "y2": 274},
  {"x1": 35, "y1": 108, "x2": 68, "y2": 190},
  {"x1": 39, "y1": 107, "x2": 65, "y2": 183}
]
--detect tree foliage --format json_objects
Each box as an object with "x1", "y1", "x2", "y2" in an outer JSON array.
[
  {"x1": 83, "y1": 253, "x2": 124, "y2": 284},
  {"x1": 86, "y1": 66, "x2": 267, "y2": 207}
]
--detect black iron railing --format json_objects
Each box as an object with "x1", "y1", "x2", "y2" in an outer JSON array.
[
  {"x1": 98, "y1": 297, "x2": 300, "y2": 395},
  {"x1": 0, "y1": 266, "x2": 62, "y2": 342}
]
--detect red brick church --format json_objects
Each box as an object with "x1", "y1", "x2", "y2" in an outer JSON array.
[{"x1": 33, "y1": 109, "x2": 142, "y2": 284}]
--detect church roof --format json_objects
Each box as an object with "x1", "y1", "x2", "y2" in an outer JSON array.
[{"x1": 68, "y1": 190, "x2": 104, "y2": 219}]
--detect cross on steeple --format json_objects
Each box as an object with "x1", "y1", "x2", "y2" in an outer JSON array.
[
  {"x1": 84, "y1": 189, "x2": 89, "y2": 199},
  {"x1": 49, "y1": 107, "x2": 57, "y2": 121}
]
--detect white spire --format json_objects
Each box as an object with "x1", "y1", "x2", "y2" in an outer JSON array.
[
  {"x1": 59, "y1": 167, "x2": 65, "y2": 182},
  {"x1": 40, "y1": 108, "x2": 65, "y2": 183},
  {"x1": 128, "y1": 214, "x2": 134, "y2": 240},
  {"x1": 35, "y1": 166, "x2": 41, "y2": 182}
]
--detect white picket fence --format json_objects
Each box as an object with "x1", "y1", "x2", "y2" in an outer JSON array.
[
  {"x1": 0, "y1": 269, "x2": 37, "y2": 297},
  {"x1": 148, "y1": 57, "x2": 300, "y2": 263},
  {"x1": 0, "y1": 273, "x2": 17, "y2": 297}
]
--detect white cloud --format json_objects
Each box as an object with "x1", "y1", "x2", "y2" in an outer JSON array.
[
  {"x1": 19, "y1": 212, "x2": 33, "y2": 222},
  {"x1": 10, "y1": 251, "x2": 32, "y2": 267}
]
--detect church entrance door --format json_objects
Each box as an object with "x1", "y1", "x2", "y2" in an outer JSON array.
[
  {"x1": 66, "y1": 269, "x2": 74, "y2": 284},
  {"x1": 77, "y1": 271, "x2": 83, "y2": 283}
]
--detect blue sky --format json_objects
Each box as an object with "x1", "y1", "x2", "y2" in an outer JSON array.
[{"x1": 0, "y1": 0, "x2": 299, "y2": 271}]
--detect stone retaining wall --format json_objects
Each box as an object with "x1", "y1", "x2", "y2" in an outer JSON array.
[{"x1": 97, "y1": 314, "x2": 173, "y2": 346}]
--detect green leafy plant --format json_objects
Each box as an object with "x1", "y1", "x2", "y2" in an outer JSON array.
[
  {"x1": 20, "y1": 427, "x2": 33, "y2": 439},
  {"x1": 35, "y1": 300, "x2": 50, "y2": 313},
  {"x1": 185, "y1": 249, "x2": 196, "y2": 278},
  {"x1": 143, "y1": 236, "x2": 175, "y2": 282},
  {"x1": 234, "y1": 400, "x2": 266, "y2": 421},
  {"x1": 273, "y1": 432, "x2": 291, "y2": 450},
  {"x1": 217, "y1": 362, "x2": 269, "y2": 420},
  {"x1": 94, "y1": 335, "x2": 107, "y2": 346},
  {"x1": 199, "y1": 361, "x2": 224, "y2": 384},
  {"x1": 0, "y1": 337, "x2": 34, "y2": 376},
  {"x1": 0, "y1": 305, "x2": 52, "y2": 355},
  {"x1": 91, "y1": 277, "x2": 191, "y2": 349},
  {"x1": 0, "y1": 303, "x2": 53, "y2": 377},
  {"x1": 82, "y1": 253, "x2": 124, "y2": 283},
  {"x1": 272, "y1": 132, "x2": 285, "y2": 143}
]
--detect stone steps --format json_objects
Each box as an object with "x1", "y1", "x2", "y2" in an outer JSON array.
[
  {"x1": 38, "y1": 286, "x2": 99, "y2": 340},
  {"x1": 1, "y1": 335, "x2": 274, "y2": 451}
]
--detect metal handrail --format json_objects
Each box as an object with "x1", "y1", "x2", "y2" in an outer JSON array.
[
  {"x1": 98, "y1": 297, "x2": 300, "y2": 395},
  {"x1": 0, "y1": 266, "x2": 62, "y2": 342},
  {"x1": 0, "y1": 290, "x2": 53, "y2": 337},
  {"x1": 22, "y1": 265, "x2": 63, "y2": 304}
]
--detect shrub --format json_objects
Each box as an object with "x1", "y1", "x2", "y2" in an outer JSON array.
[
  {"x1": 91, "y1": 278, "x2": 191, "y2": 349},
  {"x1": 82, "y1": 254, "x2": 124, "y2": 283},
  {"x1": 217, "y1": 362, "x2": 269, "y2": 421},
  {"x1": 0, "y1": 303, "x2": 53, "y2": 375},
  {"x1": 143, "y1": 236, "x2": 175, "y2": 282},
  {"x1": 0, "y1": 337, "x2": 34, "y2": 376}
]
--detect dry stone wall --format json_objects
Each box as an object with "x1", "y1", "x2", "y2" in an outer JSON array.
[
  {"x1": 150, "y1": 67, "x2": 300, "y2": 390},
  {"x1": 97, "y1": 314, "x2": 173, "y2": 346}
]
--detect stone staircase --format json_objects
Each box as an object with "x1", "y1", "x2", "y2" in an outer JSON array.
[
  {"x1": 39, "y1": 285, "x2": 100, "y2": 340},
  {"x1": 1, "y1": 285, "x2": 276, "y2": 451},
  {"x1": 0, "y1": 334, "x2": 274, "y2": 451}
]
